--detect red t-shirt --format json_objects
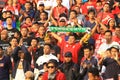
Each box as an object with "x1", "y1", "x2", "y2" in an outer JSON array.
[
  {"x1": 42, "y1": 71, "x2": 66, "y2": 80},
  {"x1": 113, "y1": 36, "x2": 120, "y2": 44},
  {"x1": 58, "y1": 39, "x2": 81, "y2": 64},
  {"x1": 93, "y1": 33, "x2": 106, "y2": 54},
  {"x1": 52, "y1": 5, "x2": 68, "y2": 20},
  {"x1": 97, "y1": 12, "x2": 114, "y2": 24}
]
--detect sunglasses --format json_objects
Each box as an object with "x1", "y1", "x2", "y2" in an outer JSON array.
[{"x1": 47, "y1": 66, "x2": 55, "y2": 69}]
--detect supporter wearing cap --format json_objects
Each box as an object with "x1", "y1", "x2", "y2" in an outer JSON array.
[
  {"x1": 58, "y1": 52, "x2": 79, "y2": 80},
  {"x1": 99, "y1": 44, "x2": 120, "y2": 80},
  {"x1": 97, "y1": 3, "x2": 114, "y2": 24}
]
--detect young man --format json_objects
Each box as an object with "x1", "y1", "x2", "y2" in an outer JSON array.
[
  {"x1": 51, "y1": 0, "x2": 68, "y2": 20},
  {"x1": 59, "y1": 52, "x2": 79, "y2": 80},
  {"x1": 98, "y1": 30, "x2": 119, "y2": 54},
  {"x1": 80, "y1": 45, "x2": 98, "y2": 80}
]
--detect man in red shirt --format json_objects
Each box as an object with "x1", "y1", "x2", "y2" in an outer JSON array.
[
  {"x1": 113, "y1": 26, "x2": 120, "y2": 44},
  {"x1": 51, "y1": 33, "x2": 84, "y2": 64},
  {"x1": 51, "y1": 0, "x2": 68, "y2": 20},
  {"x1": 97, "y1": 3, "x2": 114, "y2": 24}
]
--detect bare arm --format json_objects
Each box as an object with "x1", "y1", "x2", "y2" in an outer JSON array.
[{"x1": 51, "y1": 32, "x2": 62, "y2": 43}]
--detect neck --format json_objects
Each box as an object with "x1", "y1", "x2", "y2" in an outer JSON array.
[
  {"x1": 7, "y1": 25, "x2": 12, "y2": 29},
  {"x1": 58, "y1": 4, "x2": 62, "y2": 7},
  {"x1": 106, "y1": 40, "x2": 112, "y2": 44},
  {"x1": 0, "y1": 54, "x2": 3, "y2": 58}
]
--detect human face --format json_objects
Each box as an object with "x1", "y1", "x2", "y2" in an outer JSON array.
[
  {"x1": 0, "y1": 30, "x2": 8, "y2": 40},
  {"x1": 115, "y1": 27, "x2": 120, "y2": 36},
  {"x1": 47, "y1": 63, "x2": 56, "y2": 74},
  {"x1": 108, "y1": 19, "x2": 115, "y2": 27},
  {"x1": 25, "y1": 3, "x2": 31, "y2": 10},
  {"x1": 25, "y1": 18, "x2": 32, "y2": 25},
  {"x1": 64, "y1": 57, "x2": 72, "y2": 63},
  {"x1": 43, "y1": 45, "x2": 51, "y2": 55},
  {"x1": 88, "y1": 12, "x2": 95, "y2": 19},
  {"x1": 31, "y1": 24, "x2": 39, "y2": 32},
  {"x1": 40, "y1": 12, "x2": 47, "y2": 20},
  {"x1": 110, "y1": 48, "x2": 119, "y2": 58},
  {"x1": 31, "y1": 39, "x2": 38, "y2": 47},
  {"x1": 70, "y1": 11, "x2": 76, "y2": 19},
  {"x1": 88, "y1": 72, "x2": 97, "y2": 80},
  {"x1": 84, "y1": 49, "x2": 91, "y2": 59},
  {"x1": 6, "y1": 18, "x2": 12, "y2": 25},
  {"x1": 58, "y1": 20, "x2": 66, "y2": 27},
  {"x1": 57, "y1": 0, "x2": 62, "y2": 6},
  {"x1": 103, "y1": 4, "x2": 110, "y2": 12},
  {"x1": 104, "y1": 32, "x2": 112, "y2": 42},
  {"x1": 76, "y1": 0, "x2": 82, "y2": 4},
  {"x1": 68, "y1": 36, "x2": 75, "y2": 44},
  {"x1": 38, "y1": 27, "x2": 45, "y2": 35},
  {"x1": 21, "y1": 28, "x2": 28, "y2": 37},
  {"x1": 10, "y1": 38, "x2": 18, "y2": 47}
]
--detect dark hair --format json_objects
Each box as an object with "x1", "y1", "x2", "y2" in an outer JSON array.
[
  {"x1": 47, "y1": 59, "x2": 58, "y2": 68},
  {"x1": 40, "y1": 11, "x2": 48, "y2": 20},
  {"x1": 9, "y1": 37, "x2": 19, "y2": 43},
  {"x1": 25, "y1": 16, "x2": 32, "y2": 21},
  {"x1": 31, "y1": 38, "x2": 39, "y2": 43},
  {"x1": 88, "y1": 9, "x2": 96, "y2": 15},
  {"x1": 83, "y1": 45, "x2": 92, "y2": 51},
  {"x1": 104, "y1": 30, "x2": 112, "y2": 35},
  {"x1": 115, "y1": 25, "x2": 120, "y2": 29},
  {"x1": 59, "y1": 13, "x2": 68, "y2": 19},
  {"x1": 88, "y1": 67, "x2": 99, "y2": 77},
  {"x1": 70, "y1": 10, "x2": 77, "y2": 15},
  {"x1": 6, "y1": 16, "x2": 12, "y2": 20},
  {"x1": 6, "y1": 11, "x2": 13, "y2": 15},
  {"x1": 0, "y1": 46, "x2": 3, "y2": 50},
  {"x1": 44, "y1": 43, "x2": 52, "y2": 49}
]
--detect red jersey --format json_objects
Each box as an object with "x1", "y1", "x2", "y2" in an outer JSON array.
[
  {"x1": 52, "y1": 5, "x2": 68, "y2": 20},
  {"x1": 97, "y1": 12, "x2": 114, "y2": 24},
  {"x1": 113, "y1": 36, "x2": 120, "y2": 44},
  {"x1": 58, "y1": 39, "x2": 81, "y2": 64},
  {"x1": 93, "y1": 33, "x2": 106, "y2": 54},
  {"x1": 42, "y1": 71, "x2": 66, "y2": 80}
]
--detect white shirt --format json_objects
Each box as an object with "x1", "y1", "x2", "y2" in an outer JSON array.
[
  {"x1": 36, "y1": 53, "x2": 59, "y2": 66},
  {"x1": 97, "y1": 41, "x2": 120, "y2": 54}
]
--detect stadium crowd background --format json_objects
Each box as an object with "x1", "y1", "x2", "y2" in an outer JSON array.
[{"x1": 0, "y1": 0, "x2": 120, "y2": 80}]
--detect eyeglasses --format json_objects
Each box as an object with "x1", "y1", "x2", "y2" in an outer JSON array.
[{"x1": 47, "y1": 66, "x2": 55, "y2": 69}]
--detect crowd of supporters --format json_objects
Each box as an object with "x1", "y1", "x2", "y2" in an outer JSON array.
[{"x1": 0, "y1": 0, "x2": 120, "y2": 80}]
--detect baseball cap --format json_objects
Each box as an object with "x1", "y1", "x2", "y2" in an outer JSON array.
[
  {"x1": 64, "y1": 52, "x2": 72, "y2": 57},
  {"x1": 39, "y1": 2, "x2": 44, "y2": 6},
  {"x1": 110, "y1": 45, "x2": 119, "y2": 51},
  {"x1": 59, "y1": 17, "x2": 67, "y2": 22}
]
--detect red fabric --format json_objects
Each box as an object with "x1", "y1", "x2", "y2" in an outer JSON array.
[
  {"x1": 4, "y1": 5, "x2": 15, "y2": 14},
  {"x1": 71, "y1": 4, "x2": 87, "y2": 15},
  {"x1": 113, "y1": 36, "x2": 120, "y2": 44},
  {"x1": 18, "y1": 0, "x2": 26, "y2": 5},
  {"x1": 58, "y1": 39, "x2": 81, "y2": 64},
  {"x1": 42, "y1": 71, "x2": 66, "y2": 80},
  {"x1": 93, "y1": 33, "x2": 105, "y2": 54},
  {"x1": 52, "y1": 5, "x2": 68, "y2": 20},
  {"x1": 84, "y1": 2, "x2": 96, "y2": 10},
  {"x1": 97, "y1": 12, "x2": 114, "y2": 24},
  {"x1": 112, "y1": 7, "x2": 120, "y2": 15}
]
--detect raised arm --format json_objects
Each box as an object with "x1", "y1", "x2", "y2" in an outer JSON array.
[{"x1": 51, "y1": 32, "x2": 62, "y2": 43}]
